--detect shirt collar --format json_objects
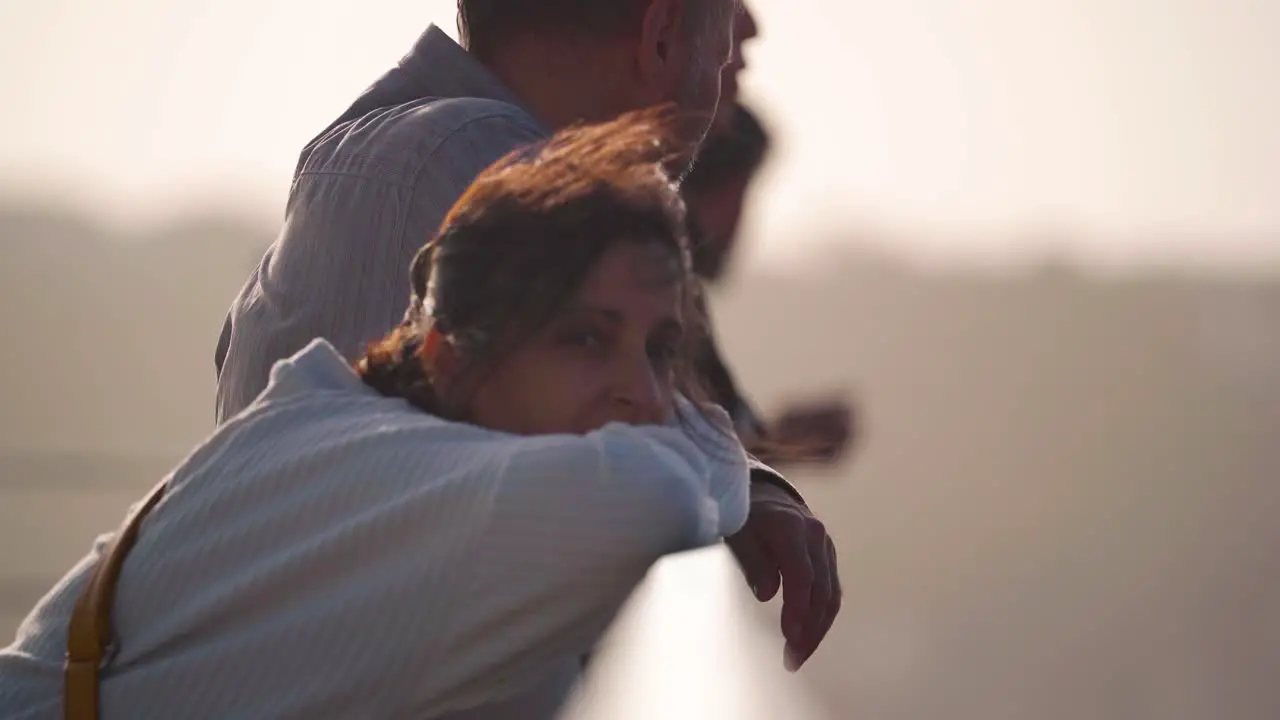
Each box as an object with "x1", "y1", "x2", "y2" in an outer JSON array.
[
  {"x1": 263, "y1": 339, "x2": 369, "y2": 400},
  {"x1": 399, "y1": 25, "x2": 548, "y2": 132}
]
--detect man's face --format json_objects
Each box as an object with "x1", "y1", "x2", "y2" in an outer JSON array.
[
  {"x1": 713, "y1": 2, "x2": 759, "y2": 132},
  {"x1": 673, "y1": 1, "x2": 737, "y2": 130},
  {"x1": 689, "y1": 176, "x2": 750, "y2": 281},
  {"x1": 631, "y1": 0, "x2": 737, "y2": 152}
]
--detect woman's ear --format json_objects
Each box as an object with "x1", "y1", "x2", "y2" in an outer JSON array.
[
  {"x1": 428, "y1": 339, "x2": 462, "y2": 391},
  {"x1": 417, "y1": 337, "x2": 462, "y2": 419}
]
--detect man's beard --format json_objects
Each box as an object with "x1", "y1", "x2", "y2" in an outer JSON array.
[
  {"x1": 687, "y1": 212, "x2": 729, "y2": 282},
  {"x1": 667, "y1": 61, "x2": 722, "y2": 182}
]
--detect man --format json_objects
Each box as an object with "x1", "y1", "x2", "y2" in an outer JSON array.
[
  {"x1": 713, "y1": 0, "x2": 758, "y2": 131},
  {"x1": 215, "y1": 1, "x2": 839, "y2": 670},
  {"x1": 685, "y1": 103, "x2": 856, "y2": 464}
]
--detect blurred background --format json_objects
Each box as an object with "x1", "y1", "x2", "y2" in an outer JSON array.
[{"x1": 1, "y1": 1, "x2": 1278, "y2": 717}]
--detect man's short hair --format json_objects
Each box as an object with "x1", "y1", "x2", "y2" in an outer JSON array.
[
  {"x1": 682, "y1": 103, "x2": 770, "y2": 196},
  {"x1": 458, "y1": 0, "x2": 731, "y2": 56}
]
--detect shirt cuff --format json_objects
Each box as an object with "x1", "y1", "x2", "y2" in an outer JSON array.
[{"x1": 746, "y1": 455, "x2": 806, "y2": 507}]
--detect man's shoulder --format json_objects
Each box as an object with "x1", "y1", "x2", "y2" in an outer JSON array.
[
  {"x1": 370, "y1": 96, "x2": 542, "y2": 152},
  {"x1": 302, "y1": 97, "x2": 545, "y2": 185},
  {"x1": 414, "y1": 96, "x2": 540, "y2": 133}
]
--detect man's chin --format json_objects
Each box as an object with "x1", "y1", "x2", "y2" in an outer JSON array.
[
  {"x1": 665, "y1": 125, "x2": 712, "y2": 182},
  {"x1": 693, "y1": 253, "x2": 730, "y2": 283},
  {"x1": 712, "y1": 80, "x2": 740, "y2": 132}
]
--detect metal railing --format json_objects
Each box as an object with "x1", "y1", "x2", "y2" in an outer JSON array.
[{"x1": 559, "y1": 545, "x2": 829, "y2": 720}]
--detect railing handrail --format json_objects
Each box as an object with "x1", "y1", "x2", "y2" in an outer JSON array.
[{"x1": 558, "y1": 545, "x2": 829, "y2": 719}]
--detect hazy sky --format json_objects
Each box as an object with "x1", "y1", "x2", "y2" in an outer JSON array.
[{"x1": 2, "y1": 0, "x2": 1278, "y2": 267}]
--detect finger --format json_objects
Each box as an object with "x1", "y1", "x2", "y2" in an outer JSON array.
[
  {"x1": 728, "y1": 534, "x2": 781, "y2": 601},
  {"x1": 795, "y1": 523, "x2": 833, "y2": 664},
  {"x1": 777, "y1": 523, "x2": 814, "y2": 649},
  {"x1": 799, "y1": 535, "x2": 842, "y2": 667},
  {"x1": 826, "y1": 535, "x2": 842, "y2": 615},
  {"x1": 754, "y1": 564, "x2": 782, "y2": 602}
]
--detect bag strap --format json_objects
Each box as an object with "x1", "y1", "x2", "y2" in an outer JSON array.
[{"x1": 63, "y1": 479, "x2": 169, "y2": 720}]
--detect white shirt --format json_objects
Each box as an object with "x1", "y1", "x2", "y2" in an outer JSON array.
[{"x1": 0, "y1": 339, "x2": 750, "y2": 719}]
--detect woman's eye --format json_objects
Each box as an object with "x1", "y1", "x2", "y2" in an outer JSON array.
[{"x1": 648, "y1": 342, "x2": 679, "y2": 365}]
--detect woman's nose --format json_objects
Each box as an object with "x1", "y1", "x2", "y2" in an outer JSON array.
[{"x1": 611, "y1": 356, "x2": 666, "y2": 425}]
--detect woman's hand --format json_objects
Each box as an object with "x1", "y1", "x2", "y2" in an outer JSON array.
[{"x1": 726, "y1": 482, "x2": 841, "y2": 671}]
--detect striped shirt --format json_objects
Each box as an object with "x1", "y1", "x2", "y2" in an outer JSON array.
[
  {"x1": 0, "y1": 339, "x2": 750, "y2": 719},
  {"x1": 215, "y1": 25, "x2": 548, "y2": 421}
]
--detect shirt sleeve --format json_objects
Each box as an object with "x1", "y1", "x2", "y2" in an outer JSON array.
[
  {"x1": 0, "y1": 396, "x2": 749, "y2": 717},
  {"x1": 406, "y1": 407, "x2": 749, "y2": 715}
]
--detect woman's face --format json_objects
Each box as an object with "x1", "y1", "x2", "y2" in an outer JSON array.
[{"x1": 462, "y1": 241, "x2": 687, "y2": 436}]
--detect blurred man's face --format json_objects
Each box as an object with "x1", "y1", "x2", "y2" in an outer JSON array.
[
  {"x1": 712, "y1": 2, "x2": 759, "y2": 132},
  {"x1": 689, "y1": 176, "x2": 751, "y2": 281}
]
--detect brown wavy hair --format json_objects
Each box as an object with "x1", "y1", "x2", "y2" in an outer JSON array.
[{"x1": 355, "y1": 106, "x2": 714, "y2": 424}]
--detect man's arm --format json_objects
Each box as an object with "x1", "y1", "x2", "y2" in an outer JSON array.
[{"x1": 214, "y1": 46, "x2": 415, "y2": 383}]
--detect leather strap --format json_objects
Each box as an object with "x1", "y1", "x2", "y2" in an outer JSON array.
[{"x1": 63, "y1": 480, "x2": 169, "y2": 720}]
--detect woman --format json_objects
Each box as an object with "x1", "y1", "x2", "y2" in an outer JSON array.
[{"x1": 0, "y1": 110, "x2": 749, "y2": 719}]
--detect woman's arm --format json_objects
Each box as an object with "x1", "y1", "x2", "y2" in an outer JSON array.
[
  {"x1": 26, "y1": 401, "x2": 748, "y2": 718},
  {"x1": 404, "y1": 406, "x2": 749, "y2": 715}
]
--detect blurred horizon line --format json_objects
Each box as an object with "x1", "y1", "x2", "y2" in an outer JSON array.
[{"x1": 3, "y1": 175, "x2": 1280, "y2": 278}]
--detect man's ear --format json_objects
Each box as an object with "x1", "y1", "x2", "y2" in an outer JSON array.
[{"x1": 636, "y1": 0, "x2": 687, "y2": 83}]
